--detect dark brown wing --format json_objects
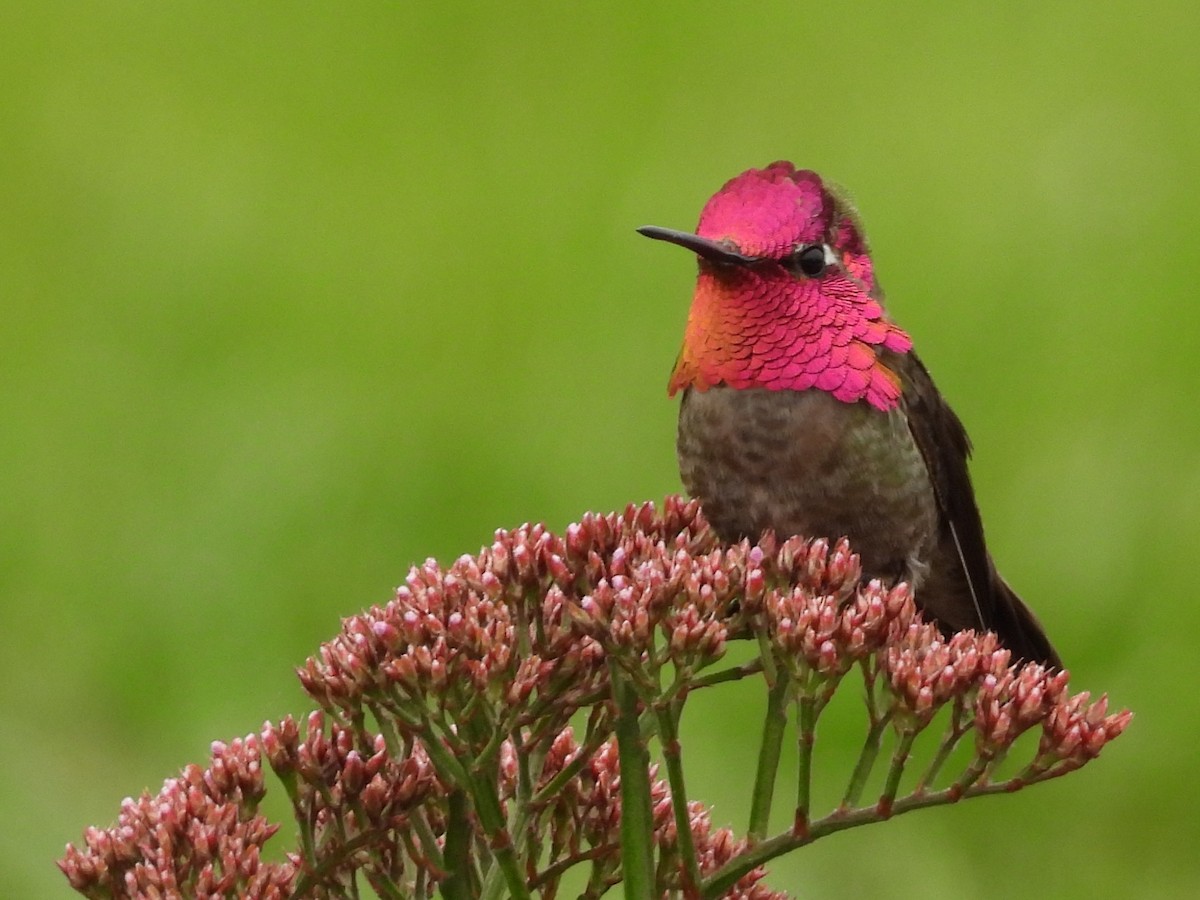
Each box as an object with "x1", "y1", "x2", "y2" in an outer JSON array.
[{"x1": 898, "y1": 352, "x2": 1061, "y2": 668}]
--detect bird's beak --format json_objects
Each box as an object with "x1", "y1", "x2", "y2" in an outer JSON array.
[{"x1": 636, "y1": 226, "x2": 754, "y2": 266}]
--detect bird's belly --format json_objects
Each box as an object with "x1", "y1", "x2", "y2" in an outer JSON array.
[{"x1": 677, "y1": 385, "x2": 939, "y2": 582}]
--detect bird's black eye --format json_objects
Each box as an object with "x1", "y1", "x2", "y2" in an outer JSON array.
[{"x1": 790, "y1": 244, "x2": 828, "y2": 277}]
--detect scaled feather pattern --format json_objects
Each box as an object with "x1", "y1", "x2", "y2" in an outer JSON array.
[{"x1": 669, "y1": 161, "x2": 912, "y2": 410}]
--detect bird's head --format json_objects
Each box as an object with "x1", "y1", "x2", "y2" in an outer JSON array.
[{"x1": 640, "y1": 161, "x2": 912, "y2": 410}]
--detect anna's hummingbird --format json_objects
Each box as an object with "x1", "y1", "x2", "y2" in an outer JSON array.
[{"x1": 639, "y1": 161, "x2": 1060, "y2": 668}]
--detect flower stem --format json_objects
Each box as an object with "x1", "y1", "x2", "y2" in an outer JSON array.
[
  {"x1": 531, "y1": 843, "x2": 621, "y2": 890},
  {"x1": 655, "y1": 698, "x2": 702, "y2": 896},
  {"x1": 610, "y1": 660, "x2": 655, "y2": 899},
  {"x1": 703, "y1": 777, "x2": 1041, "y2": 898},
  {"x1": 441, "y1": 789, "x2": 473, "y2": 900},
  {"x1": 877, "y1": 726, "x2": 917, "y2": 817},
  {"x1": 531, "y1": 726, "x2": 608, "y2": 807},
  {"x1": 468, "y1": 764, "x2": 530, "y2": 900},
  {"x1": 274, "y1": 768, "x2": 318, "y2": 869},
  {"x1": 951, "y1": 749, "x2": 995, "y2": 797},
  {"x1": 794, "y1": 691, "x2": 817, "y2": 835},
  {"x1": 407, "y1": 809, "x2": 446, "y2": 878},
  {"x1": 916, "y1": 698, "x2": 970, "y2": 793},
  {"x1": 748, "y1": 668, "x2": 790, "y2": 840},
  {"x1": 689, "y1": 657, "x2": 764, "y2": 691},
  {"x1": 840, "y1": 708, "x2": 892, "y2": 811}
]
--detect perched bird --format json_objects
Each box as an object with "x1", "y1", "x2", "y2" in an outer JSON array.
[{"x1": 639, "y1": 161, "x2": 1060, "y2": 668}]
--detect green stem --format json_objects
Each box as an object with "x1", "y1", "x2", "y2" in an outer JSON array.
[
  {"x1": 440, "y1": 789, "x2": 473, "y2": 900},
  {"x1": 367, "y1": 701, "x2": 405, "y2": 757},
  {"x1": 748, "y1": 669, "x2": 790, "y2": 840},
  {"x1": 951, "y1": 748, "x2": 996, "y2": 797},
  {"x1": 511, "y1": 726, "x2": 533, "y2": 817},
  {"x1": 877, "y1": 726, "x2": 918, "y2": 817},
  {"x1": 471, "y1": 715, "x2": 509, "y2": 775},
  {"x1": 366, "y1": 869, "x2": 406, "y2": 900},
  {"x1": 1013, "y1": 758, "x2": 1084, "y2": 785},
  {"x1": 794, "y1": 692, "x2": 818, "y2": 835},
  {"x1": 377, "y1": 691, "x2": 426, "y2": 733},
  {"x1": 520, "y1": 684, "x2": 609, "y2": 739},
  {"x1": 654, "y1": 699, "x2": 702, "y2": 896},
  {"x1": 756, "y1": 631, "x2": 779, "y2": 687},
  {"x1": 689, "y1": 657, "x2": 764, "y2": 691},
  {"x1": 915, "y1": 699, "x2": 970, "y2": 793},
  {"x1": 980, "y1": 746, "x2": 1011, "y2": 784},
  {"x1": 313, "y1": 781, "x2": 349, "y2": 846},
  {"x1": 406, "y1": 809, "x2": 447, "y2": 878},
  {"x1": 275, "y1": 769, "x2": 317, "y2": 869},
  {"x1": 610, "y1": 661, "x2": 655, "y2": 899},
  {"x1": 840, "y1": 709, "x2": 892, "y2": 811},
  {"x1": 530, "y1": 843, "x2": 621, "y2": 891},
  {"x1": 701, "y1": 777, "x2": 1045, "y2": 898},
  {"x1": 531, "y1": 727, "x2": 608, "y2": 807},
  {"x1": 421, "y1": 733, "x2": 528, "y2": 900},
  {"x1": 414, "y1": 727, "x2": 473, "y2": 787},
  {"x1": 468, "y1": 763, "x2": 531, "y2": 900}
]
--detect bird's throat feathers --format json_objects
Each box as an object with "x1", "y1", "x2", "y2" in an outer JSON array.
[
  {"x1": 668, "y1": 268, "x2": 913, "y2": 410},
  {"x1": 667, "y1": 162, "x2": 913, "y2": 411}
]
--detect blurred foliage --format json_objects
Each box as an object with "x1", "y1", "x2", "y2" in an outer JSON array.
[{"x1": 2, "y1": 2, "x2": 1196, "y2": 897}]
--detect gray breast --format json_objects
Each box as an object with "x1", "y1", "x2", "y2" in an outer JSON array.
[{"x1": 676, "y1": 385, "x2": 940, "y2": 586}]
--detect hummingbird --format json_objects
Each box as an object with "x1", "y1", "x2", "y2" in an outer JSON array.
[{"x1": 639, "y1": 161, "x2": 1060, "y2": 668}]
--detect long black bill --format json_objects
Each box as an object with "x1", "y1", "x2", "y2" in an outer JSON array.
[{"x1": 636, "y1": 226, "x2": 754, "y2": 266}]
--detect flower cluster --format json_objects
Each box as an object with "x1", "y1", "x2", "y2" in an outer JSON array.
[
  {"x1": 59, "y1": 736, "x2": 294, "y2": 899},
  {"x1": 298, "y1": 503, "x2": 712, "y2": 749},
  {"x1": 759, "y1": 541, "x2": 915, "y2": 678},
  {"x1": 61, "y1": 497, "x2": 1131, "y2": 899},
  {"x1": 59, "y1": 720, "x2": 789, "y2": 899}
]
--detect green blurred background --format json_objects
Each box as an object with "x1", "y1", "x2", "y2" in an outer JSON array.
[{"x1": 4, "y1": 2, "x2": 1197, "y2": 896}]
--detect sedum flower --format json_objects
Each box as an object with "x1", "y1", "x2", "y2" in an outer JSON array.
[{"x1": 61, "y1": 497, "x2": 1129, "y2": 900}]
